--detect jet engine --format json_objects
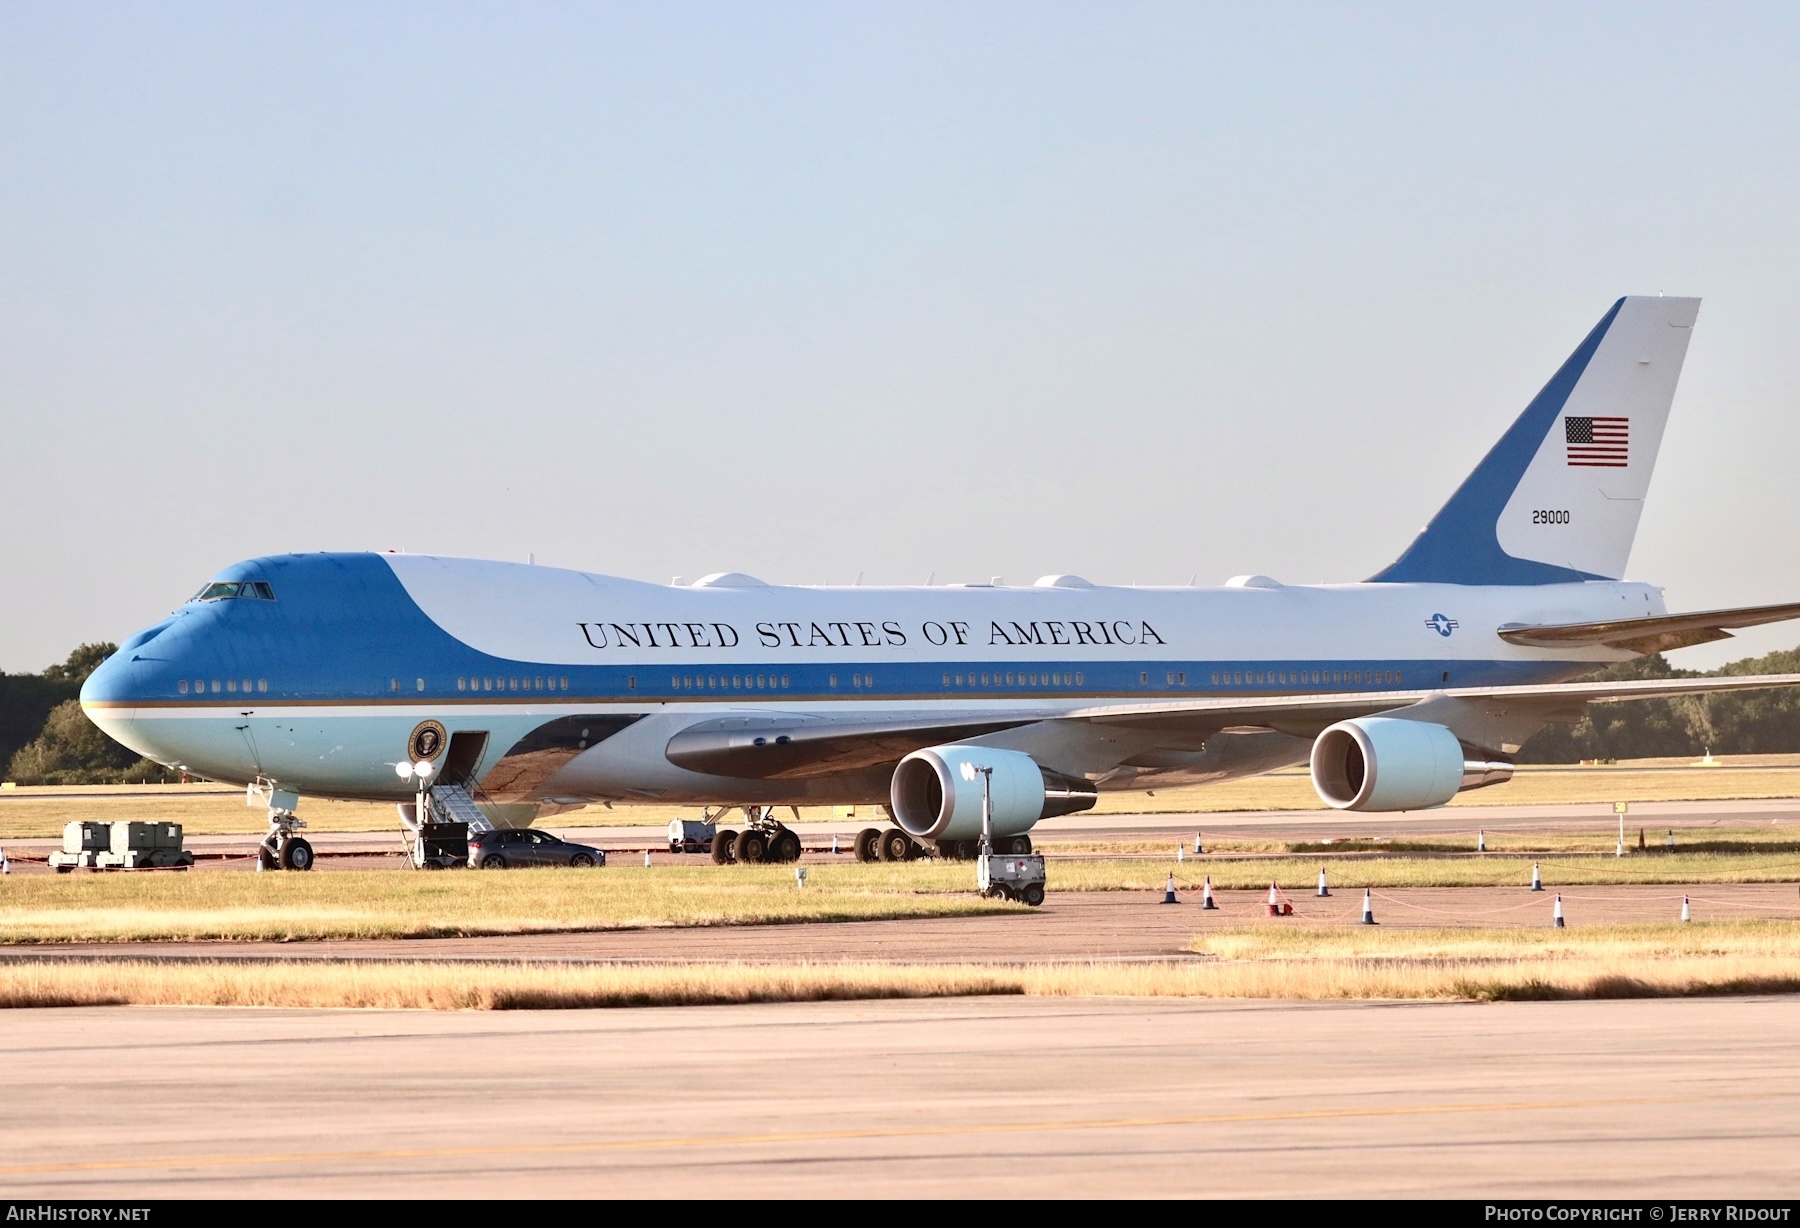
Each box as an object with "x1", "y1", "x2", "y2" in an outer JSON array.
[
  {"x1": 890, "y1": 745, "x2": 1097, "y2": 841},
  {"x1": 1309, "y1": 717, "x2": 1514, "y2": 812}
]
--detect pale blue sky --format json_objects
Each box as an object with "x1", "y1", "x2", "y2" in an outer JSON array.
[{"x1": 3, "y1": 2, "x2": 1797, "y2": 671}]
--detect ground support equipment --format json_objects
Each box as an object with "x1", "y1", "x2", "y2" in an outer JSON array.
[
  {"x1": 48, "y1": 821, "x2": 110, "y2": 872},
  {"x1": 414, "y1": 821, "x2": 469, "y2": 869},
  {"x1": 53, "y1": 821, "x2": 194, "y2": 871},
  {"x1": 978, "y1": 851, "x2": 1047, "y2": 906},
  {"x1": 671, "y1": 817, "x2": 718, "y2": 854},
  {"x1": 965, "y1": 758, "x2": 1047, "y2": 905}
]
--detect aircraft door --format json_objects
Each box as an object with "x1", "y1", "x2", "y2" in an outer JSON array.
[{"x1": 442, "y1": 731, "x2": 489, "y2": 789}]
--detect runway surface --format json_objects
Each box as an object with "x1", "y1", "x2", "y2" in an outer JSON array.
[{"x1": 3, "y1": 994, "x2": 1799, "y2": 1198}]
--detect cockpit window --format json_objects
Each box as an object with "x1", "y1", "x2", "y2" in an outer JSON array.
[{"x1": 190, "y1": 581, "x2": 276, "y2": 603}]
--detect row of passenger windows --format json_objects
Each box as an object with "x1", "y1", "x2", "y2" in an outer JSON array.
[
  {"x1": 178, "y1": 668, "x2": 1404, "y2": 698},
  {"x1": 945, "y1": 671, "x2": 1084, "y2": 688},
  {"x1": 178, "y1": 678, "x2": 266, "y2": 694},
  {"x1": 674, "y1": 674, "x2": 791, "y2": 690},
  {"x1": 1210, "y1": 669, "x2": 1402, "y2": 686},
  {"x1": 456, "y1": 677, "x2": 571, "y2": 692}
]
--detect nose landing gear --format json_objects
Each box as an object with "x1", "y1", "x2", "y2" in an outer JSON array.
[{"x1": 253, "y1": 784, "x2": 314, "y2": 872}]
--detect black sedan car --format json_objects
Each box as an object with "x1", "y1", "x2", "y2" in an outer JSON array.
[{"x1": 468, "y1": 828, "x2": 606, "y2": 869}]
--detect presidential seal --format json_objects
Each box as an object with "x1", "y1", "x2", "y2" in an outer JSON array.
[{"x1": 408, "y1": 720, "x2": 448, "y2": 763}]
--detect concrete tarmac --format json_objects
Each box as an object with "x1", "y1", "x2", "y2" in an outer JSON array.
[{"x1": 3, "y1": 994, "x2": 1799, "y2": 1198}]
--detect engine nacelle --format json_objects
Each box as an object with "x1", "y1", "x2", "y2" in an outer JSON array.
[
  {"x1": 890, "y1": 745, "x2": 1097, "y2": 841},
  {"x1": 1310, "y1": 717, "x2": 1514, "y2": 812}
]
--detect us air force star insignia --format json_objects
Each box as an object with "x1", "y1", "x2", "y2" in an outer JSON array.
[{"x1": 1425, "y1": 613, "x2": 1459, "y2": 637}]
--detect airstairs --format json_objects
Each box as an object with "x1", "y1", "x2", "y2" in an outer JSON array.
[{"x1": 428, "y1": 783, "x2": 495, "y2": 832}]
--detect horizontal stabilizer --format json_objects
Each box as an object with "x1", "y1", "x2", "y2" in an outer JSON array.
[{"x1": 1496, "y1": 601, "x2": 1800, "y2": 655}]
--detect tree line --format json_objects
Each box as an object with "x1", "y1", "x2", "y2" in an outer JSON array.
[
  {"x1": 1518, "y1": 644, "x2": 1800, "y2": 761},
  {"x1": 5, "y1": 641, "x2": 1800, "y2": 785},
  {"x1": 2, "y1": 645, "x2": 175, "y2": 785}
]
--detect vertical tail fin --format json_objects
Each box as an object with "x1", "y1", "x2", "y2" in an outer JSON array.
[{"x1": 1371, "y1": 295, "x2": 1700, "y2": 585}]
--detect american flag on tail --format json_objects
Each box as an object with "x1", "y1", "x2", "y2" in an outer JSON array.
[{"x1": 1565, "y1": 416, "x2": 1628, "y2": 467}]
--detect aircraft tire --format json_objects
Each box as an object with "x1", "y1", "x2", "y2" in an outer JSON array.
[
  {"x1": 772, "y1": 830, "x2": 802, "y2": 863},
  {"x1": 878, "y1": 829, "x2": 911, "y2": 863},
  {"x1": 280, "y1": 837, "x2": 314, "y2": 872},
  {"x1": 854, "y1": 828, "x2": 881, "y2": 863},
  {"x1": 735, "y1": 829, "x2": 769, "y2": 864},
  {"x1": 712, "y1": 829, "x2": 738, "y2": 864},
  {"x1": 258, "y1": 846, "x2": 279, "y2": 871},
  {"x1": 1004, "y1": 835, "x2": 1033, "y2": 855}
]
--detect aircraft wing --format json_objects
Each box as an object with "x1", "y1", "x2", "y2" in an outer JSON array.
[
  {"x1": 665, "y1": 674, "x2": 1800, "y2": 779},
  {"x1": 1497, "y1": 602, "x2": 1800, "y2": 654},
  {"x1": 664, "y1": 712, "x2": 1041, "y2": 779},
  {"x1": 1059, "y1": 672, "x2": 1800, "y2": 739}
]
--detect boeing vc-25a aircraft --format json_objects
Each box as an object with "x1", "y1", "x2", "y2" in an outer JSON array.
[{"x1": 82, "y1": 296, "x2": 1800, "y2": 870}]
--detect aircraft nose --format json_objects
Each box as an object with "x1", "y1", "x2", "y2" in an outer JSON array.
[
  {"x1": 82, "y1": 614, "x2": 183, "y2": 710},
  {"x1": 80, "y1": 645, "x2": 138, "y2": 707}
]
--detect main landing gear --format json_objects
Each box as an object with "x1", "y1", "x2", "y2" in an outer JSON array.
[
  {"x1": 932, "y1": 835, "x2": 1032, "y2": 861},
  {"x1": 848, "y1": 830, "x2": 1031, "y2": 863},
  {"x1": 711, "y1": 806, "x2": 804, "y2": 865},
  {"x1": 854, "y1": 827, "x2": 930, "y2": 863}
]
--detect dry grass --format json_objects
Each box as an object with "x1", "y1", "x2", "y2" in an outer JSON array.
[
  {"x1": 1193, "y1": 919, "x2": 1800, "y2": 960},
  {"x1": 0, "y1": 789, "x2": 396, "y2": 840},
  {"x1": 6, "y1": 852, "x2": 1800, "y2": 946},
  {"x1": 1181, "y1": 920, "x2": 1800, "y2": 1001},
  {"x1": 0, "y1": 867, "x2": 1010, "y2": 943},
  {"x1": 1041, "y1": 850, "x2": 1800, "y2": 891},
  {"x1": 8, "y1": 921, "x2": 1800, "y2": 1009},
  {"x1": 0, "y1": 960, "x2": 1021, "y2": 1010},
  {"x1": 1043, "y1": 828, "x2": 1800, "y2": 857}
]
